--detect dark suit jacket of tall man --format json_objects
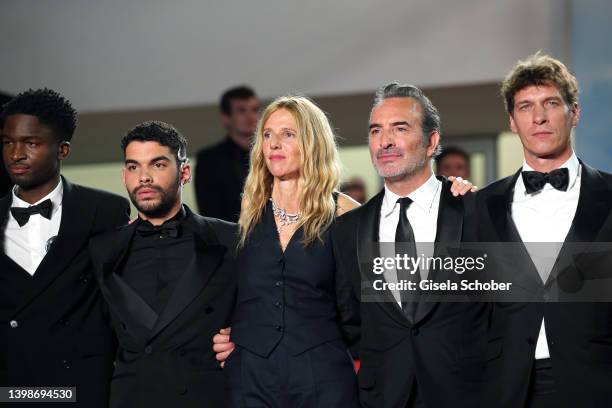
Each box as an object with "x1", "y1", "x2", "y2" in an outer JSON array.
[
  {"x1": 0, "y1": 177, "x2": 130, "y2": 408},
  {"x1": 472, "y1": 161, "x2": 612, "y2": 407},
  {"x1": 195, "y1": 137, "x2": 249, "y2": 222},
  {"x1": 332, "y1": 178, "x2": 488, "y2": 408},
  {"x1": 88, "y1": 206, "x2": 237, "y2": 408}
]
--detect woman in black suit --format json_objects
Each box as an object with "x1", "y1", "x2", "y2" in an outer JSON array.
[{"x1": 216, "y1": 95, "x2": 361, "y2": 407}]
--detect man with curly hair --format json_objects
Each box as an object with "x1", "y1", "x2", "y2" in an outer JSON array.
[{"x1": 0, "y1": 88, "x2": 130, "y2": 407}]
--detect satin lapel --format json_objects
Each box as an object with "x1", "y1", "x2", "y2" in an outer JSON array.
[
  {"x1": 413, "y1": 179, "x2": 462, "y2": 324},
  {"x1": 357, "y1": 190, "x2": 411, "y2": 327},
  {"x1": 485, "y1": 170, "x2": 542, "y2": 292},
  {"x1": 547, "y1": 162, "x2": 612, "y2": 285},
  {"x1": 15, "y1": 178, "x2": 96, "y2": 314},
  {"x1": 148, "y1": 212, "x2": 225, "y2": 340},
  {"x1": 97, "y1": 224, "x2": 159, "y2": 332}
]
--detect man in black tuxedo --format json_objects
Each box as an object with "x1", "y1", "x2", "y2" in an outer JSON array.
[
  {"x1": 472, "y1": 54, "x2": 612, "y2": 407},
  {"x1": 89, "y1": 121, "x2": 237, "y2": 407},
  {"x1": 331, "y1": 83, "x2": 487, "y2": 408},
  {"x1": 0, "y1": 88, "x2": 130, "y2": 407}
]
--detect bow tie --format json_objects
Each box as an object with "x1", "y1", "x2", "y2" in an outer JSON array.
[
  {"x1": 10, "y1": 199, "x2": 53, "y2": 227},
  {"x1": 521, "y1": 168, "x2": 569, "y2": 194},
  {"x1": 136, "y1": 220, "x2": 180, "y2": 238}
]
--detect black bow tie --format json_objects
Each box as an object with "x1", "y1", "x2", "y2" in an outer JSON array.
[
  {"x1": 521, "y1": 168, "x2": 569, "y2": 194},
  {"x1": 136, "y1": 220, "x2": 180, "y2": 238},
  {"x1": 10, "y1": 199, "x2": 53, "y2": 227}
]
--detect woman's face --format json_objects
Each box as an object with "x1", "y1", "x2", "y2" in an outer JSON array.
[{"x1": 262, "y1": 108, "x2": 301, "y2": 180}]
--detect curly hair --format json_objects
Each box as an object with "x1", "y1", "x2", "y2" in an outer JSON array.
[
  {"x1": 121, "y1": 121, "x2": 188, "y2": 165},
  {"x1": 1, "y1": 88, "x2": 77, "y2": 142}
]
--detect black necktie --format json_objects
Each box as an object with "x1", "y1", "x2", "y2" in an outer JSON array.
[
  {"x1": 10, "y1": 199, "x2": 53, "y2": 227},
  {"x1": 395, "y1": 197, "x2": 420, "y2": 320},
  {"x1": 136, "y1": 220, "x2": 180, "y2": 238},
  {"x1": 521, "y1": 168, "x2": 569, "y2": 194}
]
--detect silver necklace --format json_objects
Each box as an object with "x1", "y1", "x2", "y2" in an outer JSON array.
[{"x1": 270, "y1": 198, "x2": 301, "y2": 228}]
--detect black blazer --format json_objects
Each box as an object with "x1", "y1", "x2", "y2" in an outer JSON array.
[
  {"x1": 195, "y1": 138, "x2": 249, "y2": 222},
  {"x1": 88, "y1": 206, "x2": 237, "y2": 408},
  {"x1": 473, "y1": 161, "x2": 612, "y2": 408},
  {"x1": 0, "y1": 177, "x2": 130, "y2": 408},
  {"x1": 332, "y1": 178, "x2": 488, "y2": 408}
]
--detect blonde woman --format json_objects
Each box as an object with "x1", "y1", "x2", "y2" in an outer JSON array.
[{"x1": 220, "y1": 96, "x2": 361, "y2": 407}]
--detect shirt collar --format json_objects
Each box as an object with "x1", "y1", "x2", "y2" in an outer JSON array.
[
  {"x1": 382, "y1": 173, "x2": 441, "y2": 217},
  {"x1": 519, "y1": 151, "x2": 580, "y2": 193},
  {"x1": 11, "y1": 178, "x2": 63, "y2": 213}
]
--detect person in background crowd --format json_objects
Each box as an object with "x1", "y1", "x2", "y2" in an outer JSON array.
[
  {"x1": 435, "y1": 145, "x2": 471, "y2": 179},
  {"x1": 195, "y1": 86, "x2": 260, "y2": 222}
]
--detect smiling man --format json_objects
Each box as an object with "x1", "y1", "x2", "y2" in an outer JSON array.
[
  {"x1": 473, "y1": 53, "x2": 612, "y2": 407},
  {"x1": 0, "y1": 88, "x2": 130, "y2": 408},
  {"x1": 88, "y1": 121, "x2": 237, "y2": 407}
]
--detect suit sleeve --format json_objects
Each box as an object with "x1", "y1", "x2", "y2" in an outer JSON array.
[{"x1": 331, "y1": 218, "x2": 361, "y2": 358}]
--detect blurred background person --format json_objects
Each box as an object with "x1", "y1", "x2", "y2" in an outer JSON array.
[
  {"x1": 435, "y1": 145, "x2": 471, "y2": 179},
  {"x1": 339, "y1": 176, "x2": 367, "y2": 204},
  {"x1": 195, "y1": 85, "x2": 260, "y2": 221}
]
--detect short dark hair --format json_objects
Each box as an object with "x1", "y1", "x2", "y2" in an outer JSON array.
[
  {"x1": 373, "y1": 82, "x2": 442, "y2": 156},
  {"x1": 220, "y1": 85, "x2": 257, "y2": 115},
  {"x1": 121, "y1": 121, "x2": 188, "y2": 164},
  {"x1": 1, "y1": 88, "x2": 77, "y2": 142},
  {"x1": 435, "y1": 146, "x2": 470, "y2": 165},
  {"x1": 501, "y1": 52, "x2": 579, "y2": 115}
]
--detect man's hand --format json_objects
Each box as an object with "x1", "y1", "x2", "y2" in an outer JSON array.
[
  {"x1": 448, "y1": 176, "x2": 478, "y2": 196},
  {"x1": 213, "y1": 327, "x2": 234, "y2": 368}
]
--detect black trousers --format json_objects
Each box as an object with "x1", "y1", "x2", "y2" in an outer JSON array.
[
  {"x1": 525, "y1": 359, "x2": 556, "y2": 408},
  {"x1": 224, "y1": 339, "x2": 359, "y2": 408}
]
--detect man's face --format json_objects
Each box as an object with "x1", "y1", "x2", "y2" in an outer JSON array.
[
  {"x1": 1, "y1": 114, "x2": 68, "y2": 189},
  {"x1": 510, "y1": 84, "x2": 579, "y2": 162},
  {"x1": 437, "y1": 153, "x2": 470, "y2": 179},
  {"x1": 369, "y1": 97, "x2": 437, "y2": 181},
  {"x1": 223, "y1": 97, "x2": 260, "y2": 137},
  {"x1": 123, "y1": 141, "x2": 191, "y2": 218}
]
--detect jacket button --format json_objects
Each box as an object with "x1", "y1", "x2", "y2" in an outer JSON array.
[
  {"x1": 179, "y1": 386, "x2": 187, "y2": 395},
  {"x1": 276, "y1": 325, "x2": 283, "y2": 332},
  {"x1": 275, "y1": 281, "x2": 282, "y2": 287},
  {"x1": 9, "y1": 320, "x2": 18, "y2": 329},
  {"x1": 79, "y1": 274, "x2": 89, "y2": 283},
  {"x1": 59, "y1": 319, "x2": 69, "y2": 326},
  {"x1": 62, "y1": 360, "x2": 72, "y2": 369},
  {"x1": 145, "y1": 346, "x2": 153, "y2": 355},
  {"x1": 275, "y1": 301, "x2": 282, "y2": 308},
  {"x1": 205, "y1": 306, "x2": 214, "y2": 314}
]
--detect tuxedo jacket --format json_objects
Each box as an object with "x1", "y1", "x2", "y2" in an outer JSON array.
[
  {"x1": 88, "y1": 206, "x2": 237, "y2": 408},
  {"x1": 472, "y1": 162, "x2": 612, "y2": 407},
  {"x1": 332, "y1": 178, "x2": 488, "y2": 408},
  {"x1": 0, "y1": 177, "x2": 130, "y2": 408}
]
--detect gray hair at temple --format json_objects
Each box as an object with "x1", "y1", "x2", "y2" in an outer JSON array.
[{"x1": 372, "y1": 82, "x2": 442, "y2": 157}]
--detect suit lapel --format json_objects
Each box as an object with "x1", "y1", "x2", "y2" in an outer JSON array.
[
  {"x1": 97, "y1": 224, "x2": 159, "y2": 333},
  {"x1": 485, "y1": 170, "x2": 543, "y2": 292},
  {"x1": 148, "y1": 210, "x2": 225, "y2": 340},
  {"x1": 547, "y1": 162, "x2": 612, "y2": 285},
  {"x1": 0, "y1": 193, "x2": 10, "y2": 251},
  {"x1": 412, "y1": 179, "x2": 463, "y2": 325},
  {"x1": 357, "y1": 190, "x2": 412, "y2": 327},
  {"x1": 14, "y1": 178, "x2": 98, "y2": 314}
]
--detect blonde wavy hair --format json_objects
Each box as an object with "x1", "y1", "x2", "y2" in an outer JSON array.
[{"x1": 238, "y1": 96, "x2": 341, "y2": 247}]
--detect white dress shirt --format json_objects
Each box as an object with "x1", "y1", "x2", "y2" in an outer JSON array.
[
  {"x1": 4, "y1": 180, "x2": 63, "y2": 275},
  {"x1": 379, "y1": 174, "x2": 442, "y2": 304},
  {"x1": 511, "y1": 152, "x2": 581, "y2": 360}
]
